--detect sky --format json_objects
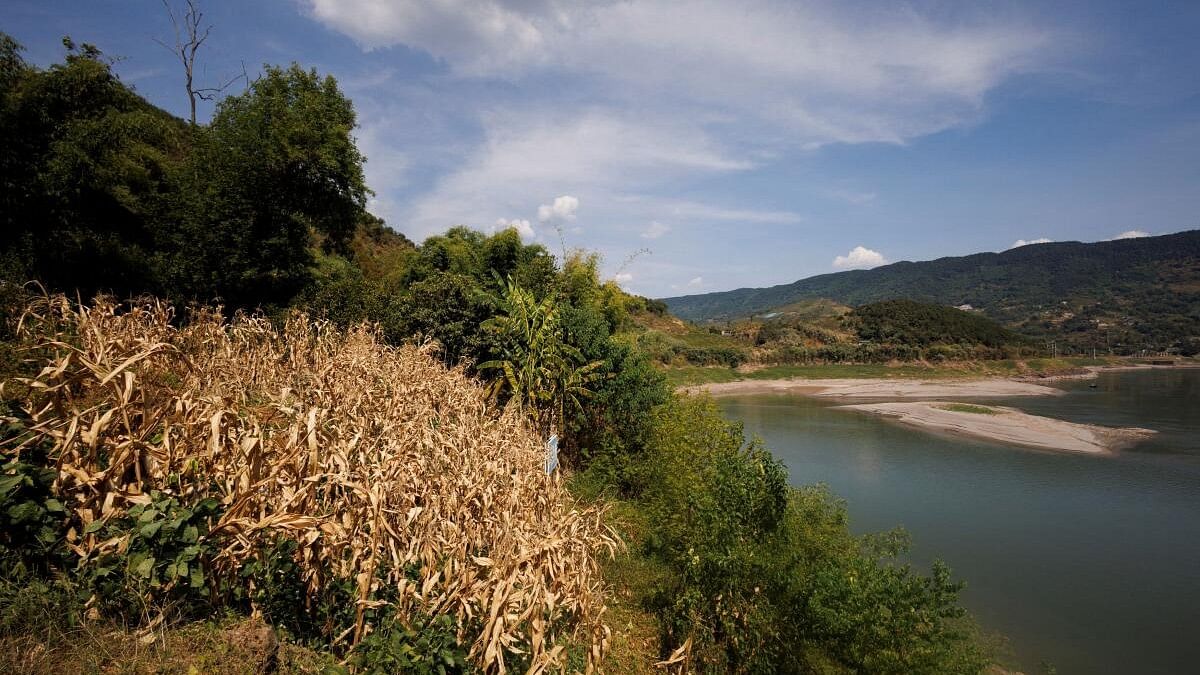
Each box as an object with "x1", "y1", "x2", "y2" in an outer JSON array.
[{"x1": 3, "y1": 1, "x2": 1199, "y2": 298}]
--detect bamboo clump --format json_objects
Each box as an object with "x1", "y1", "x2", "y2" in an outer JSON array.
[{"x1": 2, "y1": 295, "x2": 616, "y2": 673}]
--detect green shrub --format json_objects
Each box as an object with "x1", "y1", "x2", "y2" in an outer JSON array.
[
  {"x1": 81, "y1": 491, "x2": 223, "y2": 619},
  {"x1": 0, "y1": 413, "x2": 70, "y2": 573},
  {"x1": 622, "y1": 395, "x2": 990, "y2": 674},
  {"x1": 350, "y1": 613, "x2": 472, "y2": 675}
]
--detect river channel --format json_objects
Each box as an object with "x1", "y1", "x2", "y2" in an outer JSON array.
[{"x1": 718, "y1": 369, "x2": 1200, "y2": 674}]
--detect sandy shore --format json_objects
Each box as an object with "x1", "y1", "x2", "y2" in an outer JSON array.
[
  {"x1": 684, "y1": 377, "x2": 1066, "y2": 398},
  {"x1": 837, "y1": 401, "x2": 1155, "y2": 454}
]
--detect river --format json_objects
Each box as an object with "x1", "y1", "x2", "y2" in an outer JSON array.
[{"x1": 717, "y1": 368, "x2": 1200, "y2": 675}]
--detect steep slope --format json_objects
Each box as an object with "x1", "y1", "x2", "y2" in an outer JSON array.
[{"x1": 662, "y1": 230, "x2": 1200, "y2": 353}]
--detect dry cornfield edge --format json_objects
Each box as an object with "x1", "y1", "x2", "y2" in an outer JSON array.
[{"x1": 1, "y1": 295, "x2": 621, "y2": 674}]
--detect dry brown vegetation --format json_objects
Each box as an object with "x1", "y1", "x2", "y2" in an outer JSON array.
[{"x1": 4, "y1": 295, "x2": 616, "y2": 673}]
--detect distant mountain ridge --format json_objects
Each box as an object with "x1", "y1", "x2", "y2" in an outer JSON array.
[{"x1": 661, "y1": 230, "x2": 1200, "y2": 354}]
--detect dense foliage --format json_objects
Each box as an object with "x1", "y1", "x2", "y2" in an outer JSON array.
[
  {"x1": 631, "y1": 297, "x2": 1036, "y2": 368},
  {"x1": 849, "y1": 299, "x2": 1025, "y2": 349},
  {"x1": 663, "y1": 232, "x2": 1200, "y2": 355},
  {"x1": 0, "y1": 36, "x2": 365, "y2": 308}
]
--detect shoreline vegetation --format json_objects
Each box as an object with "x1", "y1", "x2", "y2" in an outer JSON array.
[{"x1": 667, "y1": 358, "x2": 1198, "y2": 389}]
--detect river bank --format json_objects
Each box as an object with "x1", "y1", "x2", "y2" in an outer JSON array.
[
  {"x1": 679, "y1": 362, "x2": 1184, "y2": 454},
  {"x1": 666, "y1": 358, "x2": 1200, "y2": 389},
  {"x1": 836, "y1": 401, "x2": 1156, "y2": 454},
  {"x1": 681, "y1": 377, "x2": 1065, "y2": 398},
  {"x1": 677, "y1": 361, "x2": 1199, "y2": 397}
]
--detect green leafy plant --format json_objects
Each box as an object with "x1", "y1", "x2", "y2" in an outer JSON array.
[
  {"x1": 480, "y1": 278, "x2": 604, "y2": 435},
  {"x1": 83, "y1": 490, "x2": 222, "y2": 617},
  {"x1": 0, "y1": 457, "x2": 68, "y2": 569},
  {"x1": 350, "y1": 613, "x2": 472, "y2": 675}
]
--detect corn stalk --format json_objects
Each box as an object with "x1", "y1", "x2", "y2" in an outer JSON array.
[{"x1": 1, "y1": 295, "x2": 616, "y2": 673}]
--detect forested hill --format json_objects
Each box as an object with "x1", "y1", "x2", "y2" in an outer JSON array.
[{"x1": 662, "y1": 230, "x2": 1200, "y2": 354}]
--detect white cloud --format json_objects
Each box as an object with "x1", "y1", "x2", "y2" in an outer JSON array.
[
  {"x1": 1111, "y1": 230, "x2": 1150, "y2": 240},
  {"x1": 656, "y1": 200, "x2": 802, "y2": 224},
  {"x1": 1009, "y1": 237, "x2": 1053, "y2": 249},
  {"x1": 614, "y1": 272, "x2": 633, "y2": 283},
  {"x1": 687, "y1": 276, "x2": 704, "y2": 287},
  {"x1": 641, "y1": 221, "x2": 670, "y2": 239},
  {"x1": 495, "y1": 217, "x2": 535, "y2": 238},
  {"x1": 824, "y1": 187, "x2": 877, "y2": 205},
  {"x1": 537, "y1": 195, "x2": 580, "y2": 223},
  {"x1": 832, "y1": 246, "x2": 887, "y2": 270},
  {"x1": 404, "y1": 111, "x2": 752, "y2": 237},
  {"x1": 307, "y1": 1, "x2": 1054, "y2": 147}
]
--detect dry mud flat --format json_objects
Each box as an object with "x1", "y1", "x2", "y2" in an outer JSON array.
[
  {"x1": 838, "y1": 401, "x2": 1156, "y2": 454},
  {"x1": 687, "y1": 377, "x2": 1066, "y2": 398}
]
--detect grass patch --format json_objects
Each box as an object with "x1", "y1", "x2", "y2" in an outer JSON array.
[
  {"x1": 938, "y1": 403, "x2": 1001, "y2": 415},
  {"x1": 567, "y1": 472, "x2": 662, "y2": 674}
]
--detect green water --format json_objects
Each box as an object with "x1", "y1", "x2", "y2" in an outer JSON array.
[{"x1": 718, "y1": 369, "x2": 1200, "y2": 675}]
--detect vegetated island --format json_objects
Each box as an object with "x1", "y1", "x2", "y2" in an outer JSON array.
[{"x1": 838, "y1": 402, "x2": 1155, "y2": 454}]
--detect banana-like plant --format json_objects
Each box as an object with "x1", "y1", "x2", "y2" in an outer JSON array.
[{"x1": 480, "y1": 278, "x2": 604, "y2": 435}]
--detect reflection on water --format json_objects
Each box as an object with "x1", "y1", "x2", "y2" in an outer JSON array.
[{"x1": 718, "y1": 369, "x2": 1200, "y2": 675}]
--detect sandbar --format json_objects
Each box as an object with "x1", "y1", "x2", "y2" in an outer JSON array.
[
  {"x1": 683, "y1": 377, "x2": 1065, "y2": 398},
  {"x1": 837, "y1": 401, "x2": 1155, "y2": 454}
]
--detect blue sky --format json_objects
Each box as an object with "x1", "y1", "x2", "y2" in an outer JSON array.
[{"x1": 3, "y1": 1, "x2": 1198, "y2": 297}]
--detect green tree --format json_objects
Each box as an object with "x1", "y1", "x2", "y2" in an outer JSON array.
[
  {"x1": 0, "y1": 34, "x2": 186, "y2": 298},
  {"x1": 395, "y1": 271, "x2": 493, "y2": 363},
  {"x1": 480, "y1": 280, "x2": 603, "y2": 436},
  {"x1": 164, "y1": 63, "x2": 368, "y2": 307}
]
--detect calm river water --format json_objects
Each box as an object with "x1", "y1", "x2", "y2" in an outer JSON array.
[{"x1": 718, "y1": 369, "x2": 1200, "y2": 675}]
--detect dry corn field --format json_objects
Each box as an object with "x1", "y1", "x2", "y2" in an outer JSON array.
[{"x1": 1, "y1": 295, "x2": 617, "y2": 673}]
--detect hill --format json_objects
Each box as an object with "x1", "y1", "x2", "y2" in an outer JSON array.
[
  {"x1": 627, "y1": 297, "x2": 1033, "y2": 367},
  {"x1": 662, "y1": 231, "x2": 1200, "y2": 354},
  {"x1": 849, "y1": 299, "x2": 1028, "y2": 349}
]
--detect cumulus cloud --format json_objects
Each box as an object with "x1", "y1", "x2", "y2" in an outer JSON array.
[
  {"x1": 614, "y1": 272, "x2": 633, "y2": 283},
  {"x1": 1009, "y1": 237, "x2": 1053, "y2": 249},
  {"x1": 495, "y1": 217, "x2": 535, "y2": 238},
  {"x1": 1111, "y1": 230, "x2": 1150, "y2": 240},
  {"x1": 641, "y1": 221, "x2": 671, "y2": 239},
  {"x1": 537, "y1": 195, "x2": 580, "y2": 223},
  {"x1": 687, "y1": 276, "x2": 704, "y2": 287},
  {"x1": 832, "y1": 246, "x2": 887, "y2": 270}
]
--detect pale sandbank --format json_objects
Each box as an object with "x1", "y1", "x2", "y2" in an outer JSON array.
[
  {"x1": 683, "y1": 377, "x2": 1065, "y2": 398},
  {"x1": 837, "y1": 401, "x2": 1155, "y2": 454}
]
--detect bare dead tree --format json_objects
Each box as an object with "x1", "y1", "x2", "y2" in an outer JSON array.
[
  {"x1": 614, "y1": 247, "x2": 651, "y2": 281},
  {"x1": 155, "y1": 0, "x2": 243, "y2": 125}
]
